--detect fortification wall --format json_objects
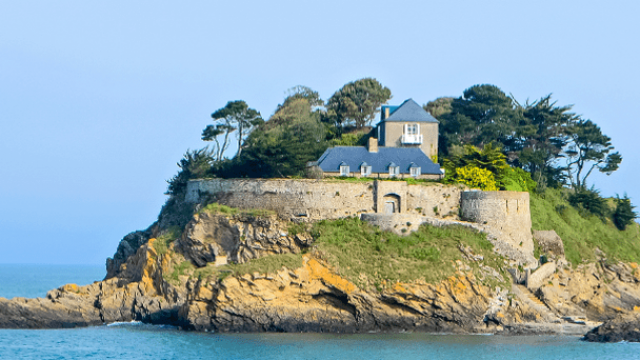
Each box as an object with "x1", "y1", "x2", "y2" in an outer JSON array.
[
  {"x1": 186, "y1": 179, "x2": 461, "y2": 221},
  {"x1": 185, "y1": 179, "x2": 536, "y2": 265},
  {"x1": 186, "y1": 179, "x2": 375, "y2": 220},
  {"x1": 460, "y1": 191, "x2": 534, "y2": 260}
]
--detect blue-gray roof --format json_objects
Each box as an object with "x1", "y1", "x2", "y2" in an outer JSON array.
[
  {"x1": 317, "y1": 146, "x2": 442, "y2": 174},
  {"x1": 381, "y1": 99, "x2": 438, "y2": 123}
]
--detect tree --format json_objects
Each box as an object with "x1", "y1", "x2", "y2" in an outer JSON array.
[
  {"x1": 277, "y1": 85, "x2": 323, "y2": 111},
  {"x1": 564, "y1": 119, "x2": 622, "y2": 190},
  {"x1": 166, "y1": 148, "x2": 214, "y2": 196},
  {"x1": 509, "y1": 95, "x2": 577, "y2": 187},
  {"x1": 326, "y1": 78, "x2": 391, "y2": 129},
  {"x1": 436, "y1": 84, "x2": 519, "y2": 156},
  {"x1": 613, "y1": 194, "x2": 638, "y2": 230},
  {"x1": 241, "y1": 98, "x2": 327, "y2": 177},
  {"x1": 202, "y1": 100, "x2": 263, "y2": 160}
]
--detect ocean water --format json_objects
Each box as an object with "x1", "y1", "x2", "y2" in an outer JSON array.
[{"x1": 1, "y1": 265, "x2": 639, "y2": 360}]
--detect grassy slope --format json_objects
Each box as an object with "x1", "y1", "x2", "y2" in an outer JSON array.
[
  {"x1": 309, "y1": 218, "x2": 509, "y2": 290},
  {"x1": 530, "y1": 188, "x2": 640, "y2": 265}
]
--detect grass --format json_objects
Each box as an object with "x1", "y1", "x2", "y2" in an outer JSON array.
[
  {"x1": 198, "y1": 202, "x2": 275, "y2": 217},
  {"x1": 310, "y1": 217, "x2": 509, "y2": 290},
  {"x1": 164, "y1": 260, "x2": 195, "y2": 284},
  {"x1": 530, "y1": 188, "x2": 640, "y2": 266},
  {"x1": 190, "y1": 253, "x2": 304, "y2": 282},
  {"x1": 153, "y1": 226, "x2": 181, "y2": 257}
]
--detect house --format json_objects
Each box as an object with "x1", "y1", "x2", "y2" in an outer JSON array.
[{"x1": 315, "y1": 99, "x2": 444, "y2": 179}]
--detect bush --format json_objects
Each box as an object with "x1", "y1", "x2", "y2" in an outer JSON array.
[
  {"x1": 454, "y1": 165, "x2": 498, "y2": 190},
  {"x1": 568, "y1": 187, "x2": 608, "y2": 219},
  {"x1": 502, "y1": 167, "x2": 537, "y2": 192},
  {"x1": 613, "y1": 194, "x2": 638, "y2": 230}
]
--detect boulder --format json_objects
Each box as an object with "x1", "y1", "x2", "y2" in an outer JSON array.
[
  {"x1": 533, "y1": 230, "x2": 565, "y2": 257},
  {"x1": 583, "y1": 314, "x2": 640, "y2": 342}
]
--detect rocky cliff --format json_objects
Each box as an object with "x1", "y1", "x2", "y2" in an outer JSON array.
[{"x1": 3, "y1": 200, "x2": 640, "y2": 337}]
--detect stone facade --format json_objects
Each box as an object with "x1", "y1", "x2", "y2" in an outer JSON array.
[
  {"x1": 379, "y1": 122, "x2": 439, "y2": 159},
  {"x1": 186, "y1": 179, "x2": 461, "y2": 220},
  {"x1": 460, "y1": 191, "x2": 534, "y2": 263}
]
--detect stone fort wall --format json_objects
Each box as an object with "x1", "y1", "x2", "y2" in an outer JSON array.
[
  {"x1": 185, "y1": 179, "x2": 535, "y2": 264},
  {"x1": 185, "y1": 179, "x2": 463, "y2": 221},
  {"x1": 460, "y1": 191, "x2": 534, "y2": 262}
]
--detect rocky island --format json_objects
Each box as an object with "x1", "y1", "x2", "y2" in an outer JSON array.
[{"x1": 1, "y1": 178, "x2": 639, "y2": 341}]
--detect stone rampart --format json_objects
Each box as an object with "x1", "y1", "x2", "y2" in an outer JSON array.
[
  {"x1": 185, "y1": 179, "x2": 536, "y2": 266},
  {"x1": 186, "y1": 179, "x2": 375, "y2": 220},
  {"x1": 185, "y1": 179, "x2": 461, "y2": 221},
  {"x1": 460, "y1": 191, "x2": 534, "y2": 264}
]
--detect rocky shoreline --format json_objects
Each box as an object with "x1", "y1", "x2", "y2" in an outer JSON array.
[{"x1": 2, "y1": 209, "x2": 640, "y2": 342}]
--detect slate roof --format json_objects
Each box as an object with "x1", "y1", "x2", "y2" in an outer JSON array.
[
  {"x1": 317, "y1": 146, "x2": 442, "y2": 175},
  {"x1": 382, "y1": 99, "x2": 439, "y2": 123}
]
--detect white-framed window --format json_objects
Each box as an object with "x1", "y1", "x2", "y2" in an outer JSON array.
[
  {"x1": 405, "y1": 124, "x2": 419, "y2": 135},
  {"x1": 340, "y1": 164, "x2": 350, "y2": 176},
  {"x1": 389, "y1": 165, "x2": 400, "y2": 177},
  {"x1": 410, "y1": 166, "x2": 421, "y2": 177},
  {"x1": 361, "y1": 165, "x2": 372, "y2": 177}
]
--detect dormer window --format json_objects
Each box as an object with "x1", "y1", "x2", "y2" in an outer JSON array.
[
  {"x1": 360, "y1": 162, "x2": 372, "y2": 177},
  {"x1": 388, "y1": 162, "x2": 400, "y2": 177},
  {"x1": 339, "y1": 162, "x2": 350, "y2": 176},
  {"x1": 409, "y1": 163, "x2": 421, "y2": 177}
]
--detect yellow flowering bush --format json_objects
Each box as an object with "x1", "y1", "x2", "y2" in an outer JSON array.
[{"x1": 454, "y1": 165, "x2": 498, "y2": 191}]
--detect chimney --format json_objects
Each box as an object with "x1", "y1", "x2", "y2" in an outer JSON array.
[
  {"x1": 384, "y1": 107, "x2": 390, "y2": 120},
  {"x1": 368, "y1": 136, "x2": 378, "y2": 153}
]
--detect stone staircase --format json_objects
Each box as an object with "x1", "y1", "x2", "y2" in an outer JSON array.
[{"x1": 512, "y1": 284, "x2": 560, "y2": 323}]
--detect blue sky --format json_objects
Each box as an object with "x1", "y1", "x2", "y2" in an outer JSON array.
[{"x1": 1, "y1": 1, "x2": 638, "y2": 265}]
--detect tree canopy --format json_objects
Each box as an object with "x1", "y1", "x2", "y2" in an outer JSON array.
[
  {"x1": 202, "y1": 100, "x2": 263, "y2": 160},
  {"x1": 326, "y1": 78, "x2": 391, "y2": 129}
]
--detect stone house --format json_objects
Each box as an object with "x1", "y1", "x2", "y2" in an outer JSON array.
[{"x1": 315, "y1": 99, "x2": 444, "y2": 179}]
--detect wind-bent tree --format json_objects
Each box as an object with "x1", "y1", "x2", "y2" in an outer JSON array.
[
  {"x1": 202, "y1": 100, "x2": 263, "y2": 159},
  {"x1": 564, "y1": 119, "x2": 622, "y2": 189},
  {"x1": 278, "y1": 85, "x2": 324, "y2": 111},
  {"x1": 435, "y1": 84, "x2": 519, "y2": 156},
  {"x1": 326, "y1": 78, "x2": 391, "y2": 129},
  {"x1": 509, "y1": 95, "x2": 577, "y2": 185}
]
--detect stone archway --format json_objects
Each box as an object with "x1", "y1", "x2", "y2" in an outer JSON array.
[{"x1": 382, "y1": 193, "x2": 401, "y2": 214}]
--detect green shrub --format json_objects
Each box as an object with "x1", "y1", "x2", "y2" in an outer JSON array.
[
  {"x1": 613, "y1": 194, "x2": 638, "y2": 230},
  {"x1": 568, "y1": 187, "x2": 609, "y2": 219}
]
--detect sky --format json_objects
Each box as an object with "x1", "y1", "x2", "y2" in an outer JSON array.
[{"x1": 0, "y1": 1, "x2": 638, "y2": 265}]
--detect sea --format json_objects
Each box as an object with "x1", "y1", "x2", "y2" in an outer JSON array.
[{"x1": 0, "y1": 264, "x2": 639, "y2": 360}]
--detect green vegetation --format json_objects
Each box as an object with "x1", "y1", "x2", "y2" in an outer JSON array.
[
  {"x1": 164, "y1": 260, "x2": 195, "y2": 284},
  {"x1": 198, "y1": 202, "x2": 275, "y2": 217},
  {"x1": 531, "y1": 188, "x2": 640, "y2": 265},
  {"x1": 310, "y1": 217, "x2": 509, "y2": 290},
  {"x1": 153, "y1": 226, "x2": 181, "y2": 257},
  {"x1": 326, "y1": 78, "x2": 392, "y2": 129},
  {"x1": 613, "y1": 194, "x2": 638, "y2": 231}
]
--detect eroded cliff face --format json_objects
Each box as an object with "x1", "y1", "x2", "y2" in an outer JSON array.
[
  {"x1": 180, "y1": 255, "x2": 494, "y2": 333},
  {"x1": 3, "y1": 208, "x2": 640, "y2": 336}
]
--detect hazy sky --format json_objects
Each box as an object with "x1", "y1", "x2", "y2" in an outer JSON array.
[{"x1": 1, "y1": 1, "x2": 638, "y2": 265}]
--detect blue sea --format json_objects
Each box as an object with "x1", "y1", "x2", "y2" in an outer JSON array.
[{"x1": 1, "y1": 264, "x2": 639, "y2": 359}]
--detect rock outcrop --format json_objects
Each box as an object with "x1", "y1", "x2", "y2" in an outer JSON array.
[
  {"x1": 583, "y1": 314, "x2": 640, "y2": 342},
  {"x1": 179, "y1": 255, "x2": 494, "y2": 333}
]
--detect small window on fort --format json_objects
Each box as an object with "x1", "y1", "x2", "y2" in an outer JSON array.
[
  {"x1": 410, "y1": 166, "x2": 421, "y2": 177},
  {"x1": 340, "y1": 164, "x2": 350, "y2": 176},
  {"x1": 389, "y1": 165, "x2": 399, "y2": 177},
  {"x1": 361, "y1": 165, "x2": 372, "y2": 176}
]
